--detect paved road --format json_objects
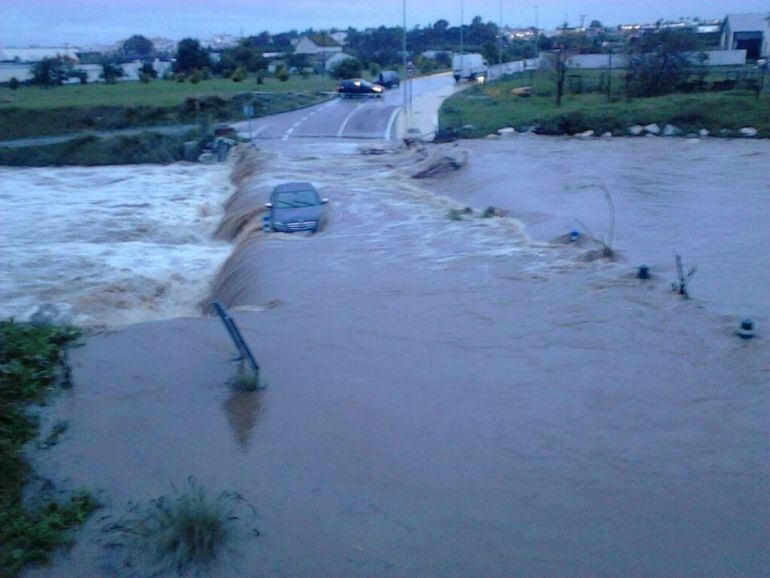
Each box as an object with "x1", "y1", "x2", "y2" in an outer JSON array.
[
  {"x1": 234, "y1": 72, "x2": 463, "y2": 142},
  {"x1": 0, "y1": 73, "x2": 454, "y2": 148},
  {"x1": 0, "y1": 63, "x2": 535, "y2": 148}
]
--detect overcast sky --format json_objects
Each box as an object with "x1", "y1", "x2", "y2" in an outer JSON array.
[{"x1": 2, "y1": 0, "x2": 769, "y2": 46}]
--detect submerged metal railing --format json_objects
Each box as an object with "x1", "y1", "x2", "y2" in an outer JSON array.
[{"x1": 211, "y1": 300, "x2": 261, "y2": 382}]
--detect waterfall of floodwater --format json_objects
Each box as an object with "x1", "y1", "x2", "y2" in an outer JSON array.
[{"x1": 0, "y1": 163, "x2": 233, "y2": 327}]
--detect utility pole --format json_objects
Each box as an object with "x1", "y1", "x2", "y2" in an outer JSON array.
[
  {"x1": 459, "y1": 0, "x2": 465, "y2": 76},
  {"x1": 403, "y1": 0, "x2": 407, "y2": 116},
  {"x1": 498, "y1": 0, "x2": 504, "y2": 69}
]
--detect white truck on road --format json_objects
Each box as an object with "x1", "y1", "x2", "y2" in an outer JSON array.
[{"x1": 452, "y1": 53, "x2": 489, "y2": 82}]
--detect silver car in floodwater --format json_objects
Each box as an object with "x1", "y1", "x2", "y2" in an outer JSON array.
[{"x1": 265, "y1": 182, "x2": 328, "y2": 233}]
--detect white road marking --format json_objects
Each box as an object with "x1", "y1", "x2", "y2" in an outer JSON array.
[
  {"x1": 280, "y1": 100, "x2": 337, "y2": 140},
  {"x1": 337, "y1": 102, "x2": 366, "y2": 138},
  {"x1": 385, "y1": 107, "x2": 402, "y2": 140}
]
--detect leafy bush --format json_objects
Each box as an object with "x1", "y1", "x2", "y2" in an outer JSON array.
[
  {"x1": 70, "y1": 70, "x2": 88, "y2": 85},
  {"x1": 29, "y1": 57, "x2": 71, "y2": 87},
  {"x1": 0, "y1": 320, "x2": 97, "y2": 576},
  {"x1": 139, "y1": 61, "x2": 158, "y2": 79},
  {"x1": 100, "y1": 62, "x2": 124, "y2": 84},
  {"x1": 0, "y1": 131, "x2": 196, "y2": 166},
  {"x1": 330, "y1": 57, "x2": 363, "y2": 80},
  {"x1": 231, "y1": 66, "x2": 247, "y2": 82},
  {"x1": 276, "y1": 66, "x2": 290, "y2": 82}
]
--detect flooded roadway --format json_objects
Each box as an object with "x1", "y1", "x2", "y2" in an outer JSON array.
[{"x1": 21, "y1": 138, "x2": 770, "y2": 577}]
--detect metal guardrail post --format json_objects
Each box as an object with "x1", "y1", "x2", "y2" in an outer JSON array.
[{"x1": 211, "y1": 300, "x2": 261, "y2": 383}]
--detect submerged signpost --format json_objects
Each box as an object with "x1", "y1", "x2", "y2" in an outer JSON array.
[{"x1": 211, "y1": 300, "x2": 262, "y2": 387}]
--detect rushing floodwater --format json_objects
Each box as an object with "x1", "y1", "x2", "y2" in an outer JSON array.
[
  {"x1": 0, "y1": 163, "x2": 232, "y2": 327},
  {"x1": 8, "y1": 139, "x2": 770, "y2": 577}
]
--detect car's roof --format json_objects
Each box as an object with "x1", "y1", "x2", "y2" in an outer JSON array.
[{"x1": 272, "y1": 182, "x2": 317, "y2": 194}]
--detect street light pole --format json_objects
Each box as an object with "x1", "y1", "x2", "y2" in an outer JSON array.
[
  {"x1": 460, "y1": 0, "x2": 464, "y2": 56},
  {"x1": 403, "y1": 0, "x2": 407, "y2": 116},
  {"x1": 498, "y1": 0, "x2": 503, "y2": 69}
]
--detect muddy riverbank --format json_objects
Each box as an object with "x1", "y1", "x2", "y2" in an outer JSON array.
[{"x1": 21, "y1": 139, "x2": 770, "y2": 577}]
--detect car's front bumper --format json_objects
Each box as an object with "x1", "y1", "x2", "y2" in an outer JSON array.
[{"x1": 273, "y1": 220, "x2": 318, "y2": 232}]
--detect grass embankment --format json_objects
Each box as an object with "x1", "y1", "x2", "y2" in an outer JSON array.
[
  {"x1": 440, "y1": 71, "x2": 770, "y2": 138},
  {"x1": 0, "y1": 75, "x2": 336, "y2": 140},
  {"x1": 0, "y1": 131, "x2": 200, "y2": 166},
  {"x1": 0, "y1": 320, "x2": 97, "y2": 577}
]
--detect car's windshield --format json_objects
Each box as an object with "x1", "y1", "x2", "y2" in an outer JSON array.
[{"x1": 273, "y1": 189, "x2": 320, "y2": 208}]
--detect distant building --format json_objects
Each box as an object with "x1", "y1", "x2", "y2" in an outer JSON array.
[
  {"x1": 150, "y1": 37, "x2": 177, "y2": 55},
  {"x1": 291, "y1": 34, "x2": 344, "y2": 72},
  {"x1": 721, "y1": 13, "x2": 770, "y2": 59},
  {"x1": 292, "y1": 35, "x2": 342, "y2": 56},
  {"x1": 0, "y1": 46, "x2": 80, "y2": 62},
  {"x1": 330, "y1": 32, "x2": 348, "y2": 46},
  {"x1": 208, "y1": 34, "x2": 239, "y2": 50}
]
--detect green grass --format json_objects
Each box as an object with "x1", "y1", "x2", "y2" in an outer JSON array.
[
  {"x1": 0, "y1": 319, "x2": 97, "y2": 577},
  {"x1": 0, "y1": 75, "x2": 336, "y2": 109},
  {"x1": 440, "y1": 71, "x2": 770, "y2": 138},
  {"x1": 0, "y1": 75, "x2": 336, "y2": 140},
  {"x1": 0, "y1": 131, "x2": 201, "y2": 166}
]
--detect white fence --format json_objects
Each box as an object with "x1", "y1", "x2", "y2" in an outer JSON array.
[
  {"x1": 0, "y1": 59, "x2": 173, "y2": 83},
  {"x1": 565, "y1": 50, "x2": 747, "y2": 69},
  {"x1": 494, "y1": 57, "x2": 542, "y2": 75}
]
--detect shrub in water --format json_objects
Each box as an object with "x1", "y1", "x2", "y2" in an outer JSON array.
[{"x1": 112, "y1": 478, "x2": 256, "y2": 576}]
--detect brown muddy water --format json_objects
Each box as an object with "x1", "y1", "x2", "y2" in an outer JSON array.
[{"x1": 22, "y1": 139, "x2": 770, "y2": 577}]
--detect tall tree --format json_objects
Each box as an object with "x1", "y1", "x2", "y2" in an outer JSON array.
[
  {"x1": 626, "y1": 29, "x2": 698, "y2": 96},
  {"x1": 121, "y1": 35, "x2": 154, "y2": 59},
  {"x1": 174, "y1": 38, "x2": 210, "y2": 73}
]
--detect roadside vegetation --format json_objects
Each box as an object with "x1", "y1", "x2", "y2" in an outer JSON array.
[
  {"x1": 0, "y1": 77, "x2": 335, "y2": 141},
  {"x1": 0, "y1": 320, "x2": 97, "y2": 577},
  {"x1": 440, "y1": 69, "x2": 770, "y2": 138},
  {"x1": 0, "y1": 131, "x2": 201, "y2": 166},
  {"x1": 441, "y1": 27, "x2": 769, "y2": 139},
  {"x1": 106, "y1": 478, "x2": 254, "y2": 576}
]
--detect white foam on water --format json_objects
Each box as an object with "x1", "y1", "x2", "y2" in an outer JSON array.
[{"x1": 0, "y1": 163, "x2": 233, "y2": 327}]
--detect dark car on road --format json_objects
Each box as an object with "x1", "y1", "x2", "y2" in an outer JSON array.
[
  {"x1": 336, "y1": 78, "x2": 384, "y2": 98},
  {"x1": 377, "y1": 70, "x2": 400, "y2": 88},
  {"x1": 265, "y1": 182, "x2": 328, "y2": 233}
]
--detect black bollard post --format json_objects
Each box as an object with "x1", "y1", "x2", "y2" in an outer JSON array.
[{"x1": 737, "y1": 319, "x2": 754, "y2": 340}]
